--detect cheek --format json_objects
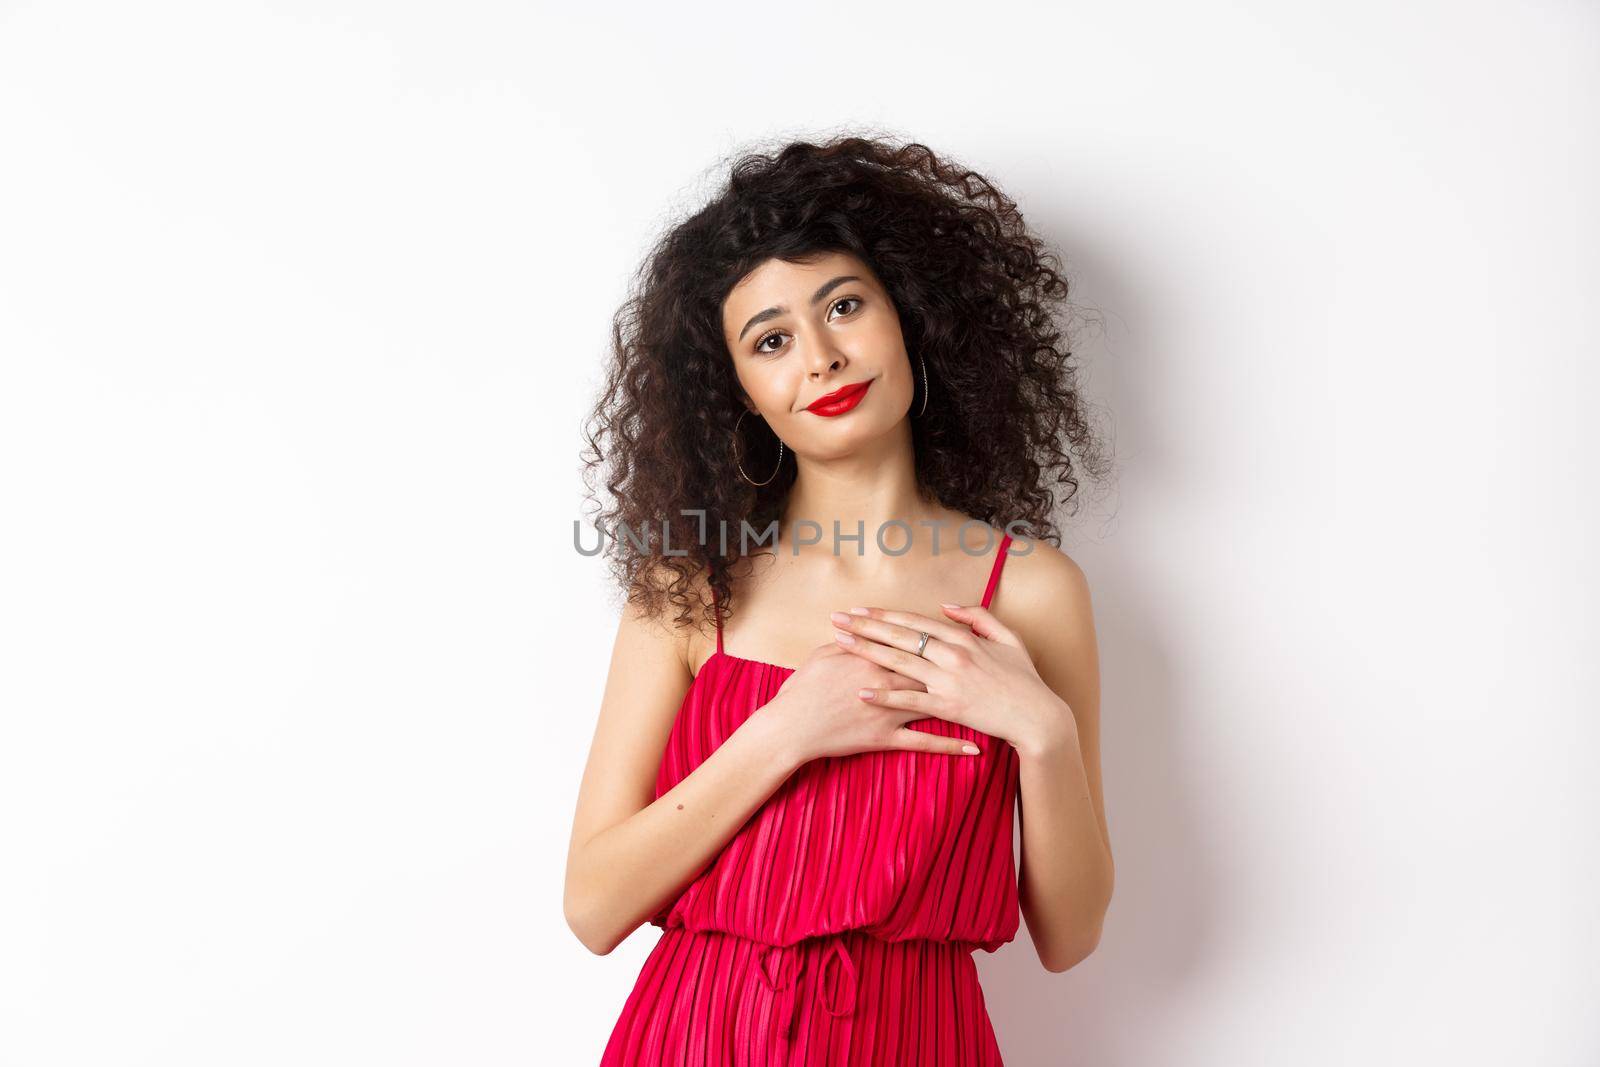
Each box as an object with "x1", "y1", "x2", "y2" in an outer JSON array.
[
  {"x1": 739, "y1": 362, "x2": 799, "y2": 413},
  {"x1": 855, "y1": 314, "x2": 907, "y2": 361}
]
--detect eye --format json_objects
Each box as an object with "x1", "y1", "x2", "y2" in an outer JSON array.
[{"x1": 752, "y1": 298, "x2": 862, "y2": 356}]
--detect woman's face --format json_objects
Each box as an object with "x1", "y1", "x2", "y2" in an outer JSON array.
[{"x1": 719, "y1": 251, "x2": 914, "y2": 460}]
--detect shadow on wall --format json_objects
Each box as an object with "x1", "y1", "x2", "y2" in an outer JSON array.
[
  {"x1": 978, "y1": 231, "x2": 1218, "y2": 1064},
  {"x1": 979, "y1": 563, "x2": 1213, "y2": 1067}
]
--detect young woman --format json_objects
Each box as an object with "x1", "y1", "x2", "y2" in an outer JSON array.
[{"x1": 566, "y1": 135, "x2": 1115, "y2": 1064}]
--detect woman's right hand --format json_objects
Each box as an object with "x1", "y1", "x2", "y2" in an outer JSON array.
[{"x1": 748, "y1": 642, "x2": 983, "y2": 765}]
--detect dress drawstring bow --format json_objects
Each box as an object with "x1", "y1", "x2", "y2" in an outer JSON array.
[{"x1": 755, "y1": 936, "x2": 859, "y2": 1040}]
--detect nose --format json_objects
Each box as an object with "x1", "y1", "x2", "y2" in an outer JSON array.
[{"x1": 802, "y1": 330, "x2": 848, "y2": 379}]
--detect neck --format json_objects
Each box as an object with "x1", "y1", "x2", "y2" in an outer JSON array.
[{"x1": 775, "y1": 420, "x2": 945, "y2": 566}]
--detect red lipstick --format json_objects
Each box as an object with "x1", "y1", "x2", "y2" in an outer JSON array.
[{"x1": 805, "y1": 379, "x2": 872, "y2": 417}]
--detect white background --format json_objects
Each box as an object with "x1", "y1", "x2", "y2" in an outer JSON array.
[{"x1": 2, "y1": 1, "x2": 1595, "y2": 1064}]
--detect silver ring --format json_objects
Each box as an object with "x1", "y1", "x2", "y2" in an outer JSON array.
[{"x1": 914, "y1": 631, "x2": 931, "y2": 657}]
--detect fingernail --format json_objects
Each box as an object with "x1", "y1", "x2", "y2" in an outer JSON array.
[
  {"x1": 847, "y1": 606, "x2": 870, "y2": 615},
  {"x1": 941, "y1": 602, "x2": 962, "y2": 610},
  {"x1": 857, "y1": 689, "x2": 875, "y2": 700},
  {"x1": 835, "y1": 632, "x2": 855, "y2": 644},
  {"x1": 962, "y1": 743, "x2": 981, "y2": 755},
  {"x1": 829, "y1": 611, "x2": 852, "y2": 625}
]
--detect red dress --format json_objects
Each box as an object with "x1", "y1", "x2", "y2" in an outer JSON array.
[{"x1": 601, "y1": 534, "x2": 1020, "y2": 1065}]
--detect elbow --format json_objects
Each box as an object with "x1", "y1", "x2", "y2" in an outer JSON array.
[
  {"x1": 566, "y1": 905, "x2": 620, "y2": 957},
  {"x1": 1051, "y1": 865, "x2": 1116, "y2": 971},
  {"x1": 578, "y1": 930, "x2": 621, "y2": 957},
  {"x1": 1040, "y1": 923, "x2": 1103, "y2": 973},
  {"x1": 1039, "y1": 881, "x2": 1113, "y2": 974},
  {"x1": 564, "y1": 883, "x2": 622, "y2": 957},
  {"x1": 565, "y1": 910, "x2": 610, "y2": 957}
]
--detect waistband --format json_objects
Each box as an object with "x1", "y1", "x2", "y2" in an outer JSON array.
[
  {"x1": 734, "y1": 930, "x2": 976, "y2": 1043},
  {"x1": 654, "y1": 924, "x2": 983, "y2": 1038},
  {"x1": 755, "y1": 934, "x2": 857, "y2": 1042}
]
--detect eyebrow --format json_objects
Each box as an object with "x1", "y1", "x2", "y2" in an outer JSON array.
[{"x1": 735, "y1": 274, "x2": 863, "y2": 342}]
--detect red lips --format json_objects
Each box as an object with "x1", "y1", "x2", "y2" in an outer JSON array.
[{"x1": 806, "y1": 379, "x2": 872, "y2": 416}]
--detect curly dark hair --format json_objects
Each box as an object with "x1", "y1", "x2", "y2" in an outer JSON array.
[{"x1": 580, "y1": 131, "x2": 1112, "y2": 636}]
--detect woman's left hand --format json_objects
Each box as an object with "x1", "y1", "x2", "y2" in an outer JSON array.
[{"x1": 828, "y1": 603, "x2": 1078, "y2": 757}]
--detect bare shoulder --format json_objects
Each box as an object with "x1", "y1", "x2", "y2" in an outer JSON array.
[
  {"x1": 999, "y1": 535, "x2": 1092, "y2": 612},
  {"x1": 621, "y1": 560, "x2": 713, "y2": 678},
  {"x1": 993, "y1": 536, "x2": 1096, "y2": 671}
]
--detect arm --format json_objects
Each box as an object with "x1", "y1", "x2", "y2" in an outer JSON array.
[
  {"x1": 1011, "y1": 548, "x2": 1114, "y2": 972},
  {"x1": 563, "y1": 591, "x2": 801, "y2": 956}
]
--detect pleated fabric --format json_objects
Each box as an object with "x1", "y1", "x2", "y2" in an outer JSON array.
[{"x1": 601, "y1": 534, "x2": 1019, "y2": 1065}]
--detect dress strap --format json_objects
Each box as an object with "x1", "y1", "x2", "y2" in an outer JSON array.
[
  {"x1": 710, "y1": 583, "x2": 724, "y2": 654},
  {"x1": 979, "y1": 533, "x2": 1013, "y2": 609}
]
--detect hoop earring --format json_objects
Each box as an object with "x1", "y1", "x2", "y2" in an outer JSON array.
[
  {"x1": 733, "y1": 408, "x2": 785, "y2": 486},
  {"x1": 913, "y1": 353, "x2": 930, "y2": 417}
]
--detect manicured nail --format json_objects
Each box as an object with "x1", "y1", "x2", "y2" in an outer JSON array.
[
  {"x1": 857, "y1": 689, "x2": 875, "y2": 700},
  {"x1": 962, "y1": 743, "x2": 981, "y2": 755},
  {"x1": 847, "y1": 606, "x2": 870, "y2": 615},
  {"x1": 835, "y1": 632, "x2": 855, "y2": 644},
  {"x1": 829, "y1": 611, "x2": 852, "y2": 625},
  {"x1": 941, "y1": 602, "x2": 962, "y2": 610}
]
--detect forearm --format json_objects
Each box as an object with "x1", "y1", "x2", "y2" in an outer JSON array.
[
  {"x1": 566, "y1": 712, "x2": 800, "y2": 955},
  {"x1": 1016, "y1": 728, "x2": 1114, "y2": 971}
]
